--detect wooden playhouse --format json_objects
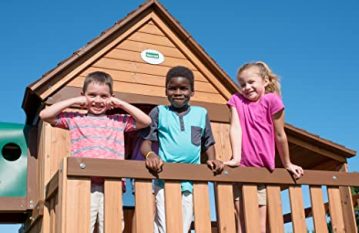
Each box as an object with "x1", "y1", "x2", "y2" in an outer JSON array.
[{"x1": 1, "y1": 0, "x2": 358, "y2": 232}]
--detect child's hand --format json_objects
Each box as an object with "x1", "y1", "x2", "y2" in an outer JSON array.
[
  {"x1": 106, "y1": 97, "x2": 125, "y2": 110},
  {"x1": 223, "y1": 159, "x2": 241, "y2": 167},
  {"x1": 145, "y1": 153, "x2": 164, "y2": 173},
  {"x1": 207, "y1": 160, "x2": 224, "y2": 174},
  {"x1": 73, "y1": 96, "x2": 88, "y2": 108},
  {"x1": 285, "y1": 163, "x2": 304, "y2": 179}
]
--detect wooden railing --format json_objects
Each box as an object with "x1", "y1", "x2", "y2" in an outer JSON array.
[{"x1": 43, "y1": 157, "x2": 359, "y2": 233}]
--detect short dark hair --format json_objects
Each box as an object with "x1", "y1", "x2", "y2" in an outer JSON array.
[
  {"x1": 83, "y1": 71, "x2": 113, "y2": 94},
  {"x1": 165, "y1": 66, "x2": 194, "y2": 91}
]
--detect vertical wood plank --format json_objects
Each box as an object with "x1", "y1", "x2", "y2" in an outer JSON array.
[
  {"x1": 267, "y1": 185, "x2": 285, "y2": 233},
  {"x1": 288, "y1": 186, "x2": 307, "y2": 233},
  {"x1": 104, "y1": 180, "x2": 123, "y2": 233},
  {"x1": 56, "y1": 159, "x2": 67, "y2": 233},
  {"x1": 215, "y1": 184, "x2": 236, "y2": 233},
  {"x1": 164, "y1": 182, "x2": 183, "y2": 233},
  {"x1": 65, "y1": 178, "x2": 91, "y2": 233},
  {"x1": 327, "y1": 186, "x2": 345, "y2": 233},
  {"x1": 135, "y1": 180, "x2": 154, "y2": 233},
  {"x1": 242, "y1": 184, "x2": 260, "y2": 233},
  {"x1": 193, "y1": 182, "x2": 211, "y2": 233},
  {"x1": 211, "y1": 123, "x2": 236, "y2": 233},
  {"x1": 309, "y1": 186, "x2": 328, "y2": 233},
  {"x1": 338, "y1": 164, "x2": 358, "y2": 233},
  {"x1": 50, "y1": 196, "x2": 57, "y2": 233}
]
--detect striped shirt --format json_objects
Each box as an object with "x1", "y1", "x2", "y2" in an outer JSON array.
[{"x1": 55, "y1": 112, "x2": 136, "y2": 160}]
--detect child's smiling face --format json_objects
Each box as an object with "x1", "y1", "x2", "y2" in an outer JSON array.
[
  {"x1": 166, "y1": 76, "x2": 194, "y2": 109},
  {"x1": 238, "y1": 66, "x2": 268, "y2": 102},
  {"x1": 82, "y1": 82, "x2": 112, "y2": 115}
]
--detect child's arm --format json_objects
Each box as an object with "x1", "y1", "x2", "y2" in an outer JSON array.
[
  {"x1": 109, "y1": 97, "x2": 151, "y2": 129},
  {"x1": 273, "y1": 109, "x2": 304, "y2": 179},
  {"x1": 205, "y1": 145, "x2": 224, "y2": 173},
  {"x1": 201, "y1": 112, "x2": 223, "y2": 173},
  {"x1": 224, "y1": 106, "x2": 242, "y2": 166},
  {"x1": 141, "y1": 139, "x2": 163, "y2": 173},
  {"x1": 39, "y1": 96, "x2": 87, "y2": 125}
]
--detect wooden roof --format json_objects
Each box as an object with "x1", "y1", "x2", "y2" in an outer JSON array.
[{"x1": 21, "y1": 0, "x2": 355, "y2": 163}]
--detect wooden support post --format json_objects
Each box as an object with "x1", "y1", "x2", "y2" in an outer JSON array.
[
  {"x1": 267, "y1": 185, "x2": 285, "y2": 233},
  {"x1": 289, "y1": 186, "x2": 307, "y2": 233},
  {"x1": 135, "y1": 180, "x2": 154, "y2": 233},
  {"x1": 309, "y1": 186, "x2": 328, "y2": 233}
]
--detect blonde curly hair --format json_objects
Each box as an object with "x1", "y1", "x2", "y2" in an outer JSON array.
[{"x1": 237, "y1": 61, "x2": 281, "y2": 95}]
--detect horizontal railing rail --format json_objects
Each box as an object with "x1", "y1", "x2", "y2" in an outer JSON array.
[{"x1": 43, "y1": 157, "x2": 359, "y2": 233}]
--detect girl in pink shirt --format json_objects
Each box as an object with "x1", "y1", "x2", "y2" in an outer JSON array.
[{"x1": 224, "y1": 61, "x2": 304, "y2": 233}]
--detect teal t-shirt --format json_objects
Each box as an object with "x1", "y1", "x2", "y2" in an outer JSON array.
[{"x1": 144, "y1": 105, "x2": 215, "y2": 192}]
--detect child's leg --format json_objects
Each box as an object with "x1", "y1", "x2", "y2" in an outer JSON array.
[
  {"x1": 233, "y1": 184, "x2": 245, "y2": 233},
  {"x1": 182, "y1": 191, "x2": 193, "y2": 233},
  {"x1": 257, "y1": 185, "x2": 267, "y2": 233},
  {"x1": 90, "y1": 184, "x2": 104, "y2": 233},
  {"x1": 154, "y1": 185, "x2": 166, "y2": 233},
  {"x1": 259, "y1": 205, "x2": 267, "y2": 233}
]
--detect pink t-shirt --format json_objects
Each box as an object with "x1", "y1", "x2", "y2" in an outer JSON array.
[
  {"x1": 227, "y1": 93, "x2": 284, "y2": 170},
  {"x1": 55, "y1": 112, "x2": 136, "y2": 185},
  {"x1": 55, "y1": 112, "x2": 136, "y2": 159}
]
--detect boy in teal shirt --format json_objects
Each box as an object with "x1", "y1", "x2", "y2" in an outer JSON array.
[{"x1": 141, "y1": 66, "x2": 223, "y2": 233}]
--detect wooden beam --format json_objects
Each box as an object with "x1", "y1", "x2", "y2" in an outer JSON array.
[{"x1": 65, "y1": 157, "x2": 359, "y2": 186}]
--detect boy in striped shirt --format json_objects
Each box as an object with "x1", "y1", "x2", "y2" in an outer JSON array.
[{"x1": 40, "y1": 71, "x2": 151, "y2": 233}]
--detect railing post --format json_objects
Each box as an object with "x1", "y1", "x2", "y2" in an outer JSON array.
[
  {"x1": 267, "y1": 185, "x2": 285, "y2": 233},
  {"x1": 242, "y1": 184, "x2": 260, "y2": 233},
  {"x1": 57, "y1": 158, "x2": 91, "y2": 233},
  {"x1": 134, "y1": 179, "x2": 154, "y2": 233},
  {"x1": 164, "y1": 182, "x2": 183, "y2": 233},
  {"x1": 309, "y1": 186, "x2": 328, "y2": 233},
  {"x1": 104, "y1": 179, "x2": 123, "y2": 232},
  {"x1": 339, "y1": 164, "x2": 358, "y2": 233},
  {"x1": 193, "y1": 182, "x2": 211, "y2": 233},
  {"x1": 289, "y1": 186, "x2": 307, "y2": 233},
  {"x1": 328, "y1": 186, "x2": 345, "y2": 233},
  {"x1": 215, "y1": 183, "x2": 236, "y2": 233}
]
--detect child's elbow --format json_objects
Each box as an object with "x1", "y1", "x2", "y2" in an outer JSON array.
[
  {"x1": 39, "y1": 110, "x2": 47, "y2": 121},
  {"x1": 275, "y1": 132, "x2": 287, "y2": 143},
  {"x1": 144, "y1": 116, "x2": 152, "y2": 127}
]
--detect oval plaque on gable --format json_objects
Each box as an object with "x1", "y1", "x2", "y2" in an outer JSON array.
[{"x1": 141, "y1": 49, "x2": 165, "y2": 65}]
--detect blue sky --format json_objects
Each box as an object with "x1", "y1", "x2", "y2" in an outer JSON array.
[{"x1": 1, "y1": 0, "x2": 358, "y2": 232}]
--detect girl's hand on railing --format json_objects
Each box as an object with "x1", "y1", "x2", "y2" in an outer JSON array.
[
  {"x1": 145, "y1": 152, "x2": 163, "y2": 173},
  {"x1": 285, "y1": 163, "x2": 304, "y2": 179},
  {"x1": 207, "y1": 159, "x2": 224, "y2": 174},
  {"x1": 223, "y1": 159, "x2": 241, "y2": 167}
]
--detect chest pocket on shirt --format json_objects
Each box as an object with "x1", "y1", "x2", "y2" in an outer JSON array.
[{"x1": 191, "y1": 126, "x2": 202, "y2": 146}]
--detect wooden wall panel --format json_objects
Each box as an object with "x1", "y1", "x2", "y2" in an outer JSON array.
[
  {"x1": 68, "y1": 72, "x2": 226, "y2": 104},
  {"x1": 49, "y1": 127, "x2": 70, "y2": 180},
  {"x1": 128, "y1": 31, "x2": 175, "y2": 48},
  {"x1": 106, "y1": 48, "x2": 198, "y2": 72},
  {"x1": 119, "y1": 39, "x2": 185, "y2": 59},
  {"x1": 70, "y1": 71, "x2": 217, "y2": 94},
  {"x1": 138, "y1": 21, "x2": 165, "y2": 36}
]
